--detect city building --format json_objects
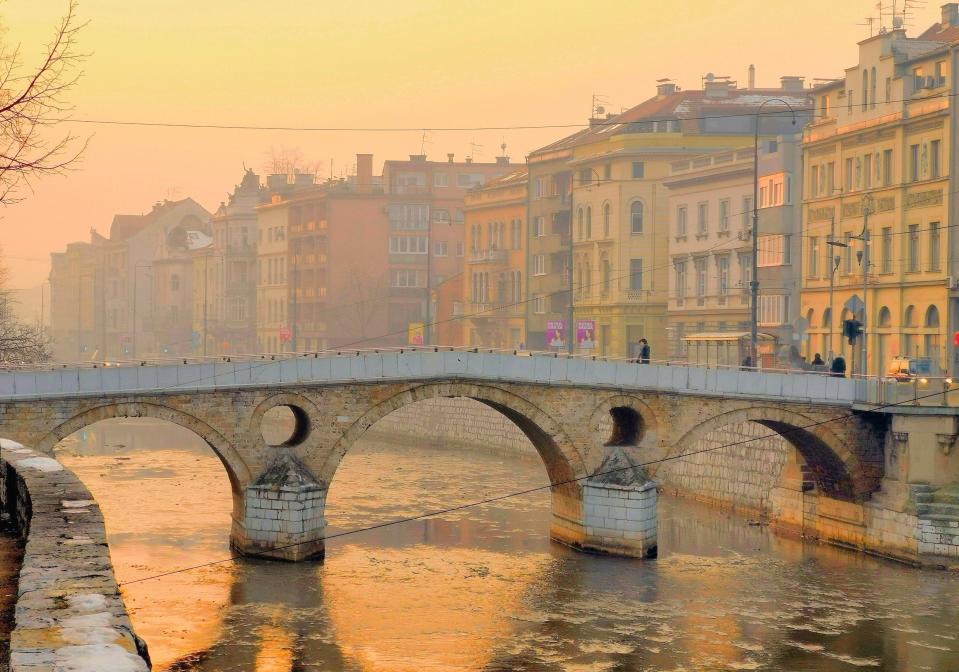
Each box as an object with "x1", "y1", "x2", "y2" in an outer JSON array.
[
  {"x1": 152, "y1": 227, "x2": 211, "y2": 357},
  {"x1": 529, "y1": 75, "x2": 809, "y2": 358},
  {"x1": 665, "y1": 134, "x2": 803, "y2": 366},
  {"x1": 381, "y1": 152, "x2": 518, "y2": 346},
  {"x1": 462, "y1": 167, "x2": 528, "y2": 348},
  {"x1": 49, "y1": 198, "x2": 211, "y2": 362},
  {"x1": 802, "y1": 7, "x2": 959, "y2": 376}
]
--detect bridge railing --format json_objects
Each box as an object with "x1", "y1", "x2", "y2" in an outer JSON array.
[{"x1": 1, "y1": 345, "x2": 954, "y2": 408}]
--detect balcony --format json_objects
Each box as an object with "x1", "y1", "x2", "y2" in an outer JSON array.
[{"x1": 468, "y1": 249, "x2": 507, "y2": 264}]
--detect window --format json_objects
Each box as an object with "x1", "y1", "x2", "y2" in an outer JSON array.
[
  {"x1": 629, "y1": 259, "x2": 644, "y2": 290},
  {"x1": 808, "y1": 237, "x2": 819, "y2": 277},
  {"x1": 936, "y1": 60, "x2": 947, "y2": 87},
  {"x1": 388, "y1": 204, "x2": 429, "y2": 230},
  {"x1": 826, "y1": 162, "x2": 835, "y2": 194},
  {"x1": 757, "y1": 234, "x2": 786, "y2": 267},
  {"x1": 870, "y1": 67, "x2": 877, "y2": 109},
  {"x1": 510, "y1": 219, "x2": 522, "y2": 249},
  {"x1": 456, "y1": 241, "x2": 464, "y2": 257},
  {"x1": 585, "y1": 206, "x2": 592, "y2": 239},
  {"x1": 697, "y1": 202, "x2": 708, "y2": 235},
  {"x1": 863, "y1": 153, "x2": 872, "y2": 188},
  {"x1": 882, "y1": 227, "x2": 892, "y2": 273},
  {"x1": 719, "y1": 199, "x2": 730, "y2": 231},
  {"x1": 389, "y1": 236, "x2": 428, "y2": 254},
  {"x1": 434, "y1": 241, "x2": 448, "y2": 257},
  {"x1": 742, "y1": 196, "x2": 752, "y2": 229},
  {"x1": 603, "y1": 203, "x2": 611, "y2": 237},
  {"x1": 631, "y1": 162, "x2": 645, "y2": 179},
  {"x1": 811, "y1": 165, "x2": 820, "y2": 197},
  {"x1": 577, "y1": 207, "x2": 584, "y2": 239},
  {"x1": 931, "y1": 139, "x2": 941, "y2": 179},
  {"x1": 908, "y1": 224, "x2": 920, "y2": 271},
  {"x1": 694, "y1": 258, "x2": 707, "y2": 306},
  {"x1": 456, "y1": 174, "x2": 473, "y2": 187},
  {"x1": 433, "y1": 208, "x2": 451, "y2": 224},
  {"x1": 883, "y1": 149, "x2": 893, "y2": 186},
  {"x1": 533, "y1": 295, "x2": 546, "y2": 314},
  {"x1": 533, "y1": 216, "x2": 545, "y2": 237},
  {"x1": 171, "y1": 274, "x2": 180, "y2": 291},
  {"x1": 630, "y1": 201, "x2": 644, "y2": 234},
  {"x1": 579, "y1": 168, "x2": 593, "y2": 186},
  {"x1": 604, "y1": 164, "x2": 612, "y2": 180},
  {"x1": 910, "y1": 144, "x2": 920, "y2": 182},
  {"x1": 717, "y1": 256, "x2": 729, "y2": 300},
  {"x1": 885, "y1": 76, "x2": 891, "y2": 102},
  {"x1": 862, "y1": 69, "x2": 868, "y2": 111},
  {"x1": 674, "y1": 261, "x2": 686, "y2": 306},
  {"x1": 929, "y1": 221, "x2": 941, "y2": 271},
  {"x1": 533, "y1": 254, "x2": 546, "y2": 276},
  {"x1": 845, "y1": 157, "x2": 853, "y2": 191},
  {"x1": 843, "y1": 232, "x2": 852, "y2": 274},
  {"x1": 601, "y1": 257, "x2": 611, "y2": 295},
  {"x1": 533, "y1": 176, "x2": 547, "y2": 199},
  {"x1": 433, "y1": 173, "x2": 448, "y2": 187},
  {"x1": 676, "y1": 205, "x2": 687, "y2": 236},
  {"x1": 759, "y1": 295, "x2": 786, "y2": 326},
  {"x1": 390, "y1": 270, "x2": 425, "y2": 287}
]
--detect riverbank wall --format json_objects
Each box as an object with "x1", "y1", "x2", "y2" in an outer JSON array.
[{"x1": 0, "y1": 439, "x2": 151, "y2": 671}]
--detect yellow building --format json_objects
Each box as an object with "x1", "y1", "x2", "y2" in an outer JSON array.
[
  {"x1": 802, "y1": 21, "x2": 957, "y2": 377},
  {"x1": 531, "y1": 77, "x2": 808, "y2": 359},
  {"x1": 462, "y1": 168, "x2": 527, "y2": 348}
]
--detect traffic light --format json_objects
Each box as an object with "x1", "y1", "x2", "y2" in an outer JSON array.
[{"x1": 843, "y1": 319, "x2": 862, "y2": 345}]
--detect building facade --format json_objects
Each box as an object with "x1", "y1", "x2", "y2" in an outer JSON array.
[
  {"x1": 665, "y1": 135, "x2": 803, "y2": 365},
  {"x1": 462, "y1": 168, "x2": 528, "y2": 348},
  {"x1": 802, "y1": 12, "x2": 959, "y2": 376}
]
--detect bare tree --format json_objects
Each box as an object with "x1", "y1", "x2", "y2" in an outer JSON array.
[
  {"x1": 0, "y1": 255, "x2": 49, "y2": 364},
  {"x1": 0, "y1": 1, "x2": 87, "y2": 205},
  {"x1": 263, "y1": 146, "x2": 323, "y2": 181}
]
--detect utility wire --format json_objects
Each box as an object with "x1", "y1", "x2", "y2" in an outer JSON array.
[
  {"x1": 53, "y1": 90, "x2": 958, "y2": 134},
  {"x1": 117, "y1": 379, "x2": 954, "y2": 587}
]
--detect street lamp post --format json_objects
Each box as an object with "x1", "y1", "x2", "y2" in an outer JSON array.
[
  {"x1": 857, "y1": 196, "x2": 873, "y2": 377},
  {"x1": 751, "y1": 98, "x2": 797, "y2": 369}
]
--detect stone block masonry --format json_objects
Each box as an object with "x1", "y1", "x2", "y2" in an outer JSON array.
[
  {"x1": 0, "y1": 439, "x2": 150, "y2": 671},
  {"x1": 580, "y1": 481, "x2": 657, "y2": 558}
]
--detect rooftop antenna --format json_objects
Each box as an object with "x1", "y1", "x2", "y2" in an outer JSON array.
[
  {"x1": 468, "y1": 139, "x2": 483, "y2": 161},
  {"x1": 859, "y1": 16, "x2": 880, "y2": 36},
  {"x1": 591, "y1": 93, "x2": 609, "y2": 118},
  {"x1": 419, "y1": 129, "x2": 433, "y2": 156}
]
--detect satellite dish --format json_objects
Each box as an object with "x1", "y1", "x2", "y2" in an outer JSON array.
[{"x1": 595, "y1": 106, "x2": 605, "y2": 115}]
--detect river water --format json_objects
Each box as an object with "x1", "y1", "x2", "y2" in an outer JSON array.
[{"x1": 52, "y1": 420, "x2": 959, "y2": 672}]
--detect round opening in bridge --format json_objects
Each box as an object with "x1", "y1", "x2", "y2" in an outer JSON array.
[
  {"x1": 261, "y1": 405, "x2": 311, "y2": 447},
  {"x1": 604, "y1": 407, "x2": 643, "y2": 446}
]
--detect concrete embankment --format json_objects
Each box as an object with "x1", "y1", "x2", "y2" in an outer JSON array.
[{"x1": 0, "y1": 439, "x2": 150, "y2": 671}]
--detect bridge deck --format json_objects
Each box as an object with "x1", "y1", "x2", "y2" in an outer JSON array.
[{"x1": 0, "y1": 349, "x2": 860, "y2": 407}]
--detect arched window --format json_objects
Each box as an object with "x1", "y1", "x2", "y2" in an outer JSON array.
[
  {"x1": 925, "y1": 305, "x2": 940, "y2": 327},
  {"x1": 584, "y1": 260, "x2": 592, "y2": 297},
  {"x1": 603, "y1": 202, "x2": 611, "y2": 237},
  {"x1": 904, "y1": 305, "x2": 916, "y2": 327},
  {"x1": 585, "y1": 206, "x2": 592, "y2": 239},
  {"x1": 805, "y1": 308, "x2": 814, "y2": 325},
  {"x1": 822, "y1": 307, "x2": 832, "y2": 328},
  {"x1": 878, "y1": 306, "x2": 891, "y2": 327},
  {"x1": 630, "y1": 201, "x2": 644, "y2": 234},
  {"x1": 870, "y1": 67, "x2": 877, "y2": 109},
  {"x1": 171, "y1": 274, "x2": 180, "y2": 291},
  {"x1": 577, "y1": 208, "x2": 584, "y2": 240},
  {"x1": 602, "y1": 255, "x2": 611, "y2": 295}
]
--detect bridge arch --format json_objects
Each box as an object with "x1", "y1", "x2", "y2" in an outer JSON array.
[
  {"x1": 36, "y1": 401, "x2": 252, "y2": 497},
  {"x1": 587, "y1": 394, "x2": 659, "y2": 449},
  {"x1": 663, "y1": 406, "x2": 873, "y2": 501},
  {"x1": 319, "y1": 382, "x2": 588, "y2": 499}
]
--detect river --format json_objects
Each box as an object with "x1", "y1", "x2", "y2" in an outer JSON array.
[{"x1": 50, "y1": 419, "x2": 959, "y2": 672}]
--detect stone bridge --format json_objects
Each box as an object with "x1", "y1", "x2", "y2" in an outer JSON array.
[{"x1": 0, "y1": 349, "x2": 888, "y2": 562}]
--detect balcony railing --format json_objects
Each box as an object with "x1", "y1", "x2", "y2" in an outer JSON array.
[{"x1": 468, "y1": 249, "x2": 507, "y2": 264}]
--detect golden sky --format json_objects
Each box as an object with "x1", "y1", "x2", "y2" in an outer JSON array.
[{"x1": 1, "y1": 0, "x2": 945, "y2": 287}]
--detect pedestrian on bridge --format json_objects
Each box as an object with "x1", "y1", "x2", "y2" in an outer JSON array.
[
  {"x1": 830, "y1": 355, "x2": 846, "y2": 378},
  {"x1": 638, "y1": 338, "x2": 650, "y2": 364}
]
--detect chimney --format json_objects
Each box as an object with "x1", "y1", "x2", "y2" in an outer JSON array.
[
  {"x1": 294, "y1": 170, "x2": 314, "y2": 187},
  {"x1": 748, "y1": 64, "x2": 756, "y2": 89},
  {"x1": 943, "y1": 3, "x2": 959, "y2": 27},
  {"x1": 656, "y1": 79, "x2": 678, "y2": 97},
  {"x1": 495, "y1": 156, "x2": 510, "y2": 165},
  {"x1": 267, "y1": 174, "x2": 288, "y2": 191},
  {"x1": 780, "y1": 75, "x2": 805, "y2": 91},
  {"x1": 356, "y1": 153, "x2": 373, "y2": 193},
  {"x1": 465, "y1": 156, "x2": 473, "y2": 164},
  {"x1": 447, "y1": 153, "x2": 455, "y2": 163},
  {"x1": 409, "y1": 154, "x2": 427, "y2": 163}
]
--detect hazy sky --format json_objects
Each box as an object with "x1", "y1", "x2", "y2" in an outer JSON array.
[{"x1": 1, "y1": 0, "x2": 945, "y2": 288}]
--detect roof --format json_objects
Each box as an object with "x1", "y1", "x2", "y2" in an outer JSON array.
[
  {"x1": 530, "y1": 87, "x2": 810, "y2": 157},
  {"x1": 481, "y1": 167, "x2": 528, "y2": 188},
  {"x1": 917, "y1": 19, "x2": 959, "y2": 44},
  {"x1": 683, "y1": 331, "x2": 775, "y2": 341}
]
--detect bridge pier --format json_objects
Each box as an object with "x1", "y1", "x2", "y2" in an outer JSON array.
[
  {"x1": 231, "y1": 453, "x2": 327, "y2": 562},
  {"x1": 551, "y1": 446, "x2": 658, "y2": 559}
]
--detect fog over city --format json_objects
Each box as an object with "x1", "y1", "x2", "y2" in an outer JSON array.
[{"x1": 5, "y1": 2, "x2": 959, "y2": 672}]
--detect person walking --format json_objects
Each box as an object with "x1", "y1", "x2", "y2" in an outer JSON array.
[
  {"x1": 638, "y1": 338, "x2": 651, "y2": 364},
  {"x1": 811, "y1": 353, "x2": 825, "y2": 366}
]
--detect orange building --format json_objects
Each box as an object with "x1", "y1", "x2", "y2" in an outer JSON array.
[{"x1": 462, "y1": 168, "x2": 528, "y2": 349}]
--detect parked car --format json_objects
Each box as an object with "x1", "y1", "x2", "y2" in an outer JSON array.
[{"x1": 886, "y1": 356, "x2": 937, "y2": 382}]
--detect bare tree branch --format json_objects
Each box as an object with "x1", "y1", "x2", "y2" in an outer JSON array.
[
  {"x1": 0, "y1": 1, "x2": 87, "y2": 205},
  {"x1": 0, "y1": 251, "x2": 50, "y2": 364}
]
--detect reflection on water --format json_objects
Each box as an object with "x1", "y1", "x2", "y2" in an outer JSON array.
[{"x1": 57, "y1": 420, "x2": 959, "y2": 672}]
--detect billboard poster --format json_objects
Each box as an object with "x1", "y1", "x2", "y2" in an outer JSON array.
[
  {"x1": 546, "y1": 320, "x2": 566, "y2": 349},
  {"x1": 577, "y1": 320, "x2": 596, "y2": 350},
  {"x1": 408, "y1": 322, "x2": 425, "y2": 346}
]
